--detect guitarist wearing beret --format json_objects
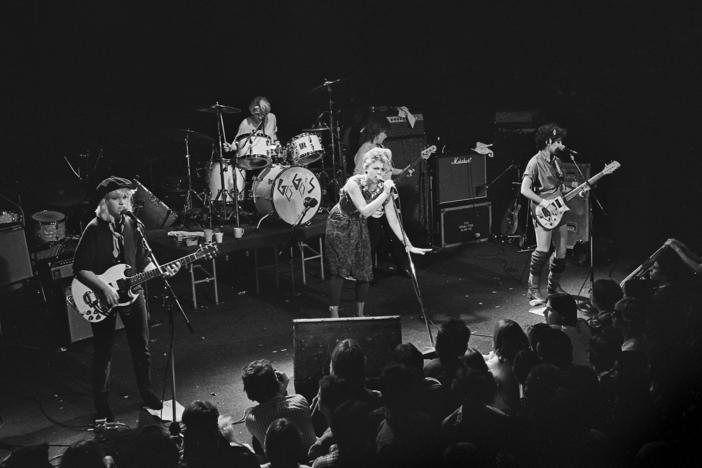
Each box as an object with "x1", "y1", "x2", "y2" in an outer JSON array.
[
  {"x1": 520, "y1": 124, "x2": 571, "y2": 306},
  {"x1": 73, "y1": 176, "x2": 180, "y2": 422}
]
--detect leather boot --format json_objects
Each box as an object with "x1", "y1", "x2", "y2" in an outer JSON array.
[
  {"x1": 547, "y1": 256, "x2": 568, "y2": 294},
  {"x1": 329, "y1": 306, "x2": 339, "y2": 318},
  {"x1": 528, "y1": 250, "x2": 550, "y2": 305}
]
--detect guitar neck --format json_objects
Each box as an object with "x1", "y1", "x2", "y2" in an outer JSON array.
[
  {"x1": 128, "y1": 253, "x2": 199, "y2": 287},
  {"x1": 563, "y1": 170, "x2": 608, "y2": 201}
]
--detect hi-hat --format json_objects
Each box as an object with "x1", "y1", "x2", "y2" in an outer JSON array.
[
  {"x1": 163, "y1": 128, "x2": 215, "y2": 143},
  {"x1": 195, "y1": 103, "x2": 242, "y2": 114},
  {"x1": 309, "y1": 78, "x2": 346, "y2": 93}
]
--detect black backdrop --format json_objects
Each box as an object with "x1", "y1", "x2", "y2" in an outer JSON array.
[{"x1": 4, "y1": 1, "x2": 701, "y2": 257}]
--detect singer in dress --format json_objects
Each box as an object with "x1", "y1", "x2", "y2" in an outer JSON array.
[
  {"x1": 325, "y1": 149, "x2": 429, "y2": 318},
  {"x1": 520, "y1": 123, "x2": 571, "y2": 305},
  {"x1": 73, "y1": 176, "x2": 180, "y2": 422}
]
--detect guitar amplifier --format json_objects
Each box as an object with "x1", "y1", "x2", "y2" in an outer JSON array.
[
  {"x1": 438, "y1": 201, "x2": 492, "y2": 248},
  {"x1": 48, "y1": 258, "x2": 74, "y2": 281},
  {"x1": 560, "y1": 162, "x2": 590, "y2": 249},
  {"x1": 385, "y1": 113, "x2": 425, "y2": 138},
  {"x1": 433, "y1": 153, "x2": 488, "y2": 205},
  {"x1": 63, "y1": 281, "x2": 124, "y2": 343}
]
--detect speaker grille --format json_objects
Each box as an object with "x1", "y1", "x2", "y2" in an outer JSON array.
[
  {"x1": 0, "y1": 225, "x2": 33, "y2": 288},
  {"x1": 434, "y1": 153, "x2": 487, "y2": 205}
]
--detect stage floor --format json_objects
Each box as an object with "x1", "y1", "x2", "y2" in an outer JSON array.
[{"x1": 0, "y1": 239, "x2": 639, "y2": 461}]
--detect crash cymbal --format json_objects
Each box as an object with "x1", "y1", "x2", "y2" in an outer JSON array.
[
  {"x1": 162, "y1": 128, "x2": 215, "y2": 143},
  {"x1": 195, "y1": 103, "x2": 242, "y2": 114},
  {"x1": 302, "y1": 127, "x2": 331, "y2": 132},
  {"x1": 309, "y1": 78, "x2": 346, "y2": 93}
]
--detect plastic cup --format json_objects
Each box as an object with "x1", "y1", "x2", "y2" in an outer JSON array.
[
  {"x1": 233, "y1": 227, "x2": 244, "y2": 239},
  {"x1": 214, "y1": 231, "x2": 223, "y2": 243},
  {"x1": 203, "y1": 228, "x2": 213, "y2": 243}
]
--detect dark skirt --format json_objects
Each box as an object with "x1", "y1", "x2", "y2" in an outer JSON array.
[{"x1": 325, "y1": 204, "x2": 373, "y2": 282}]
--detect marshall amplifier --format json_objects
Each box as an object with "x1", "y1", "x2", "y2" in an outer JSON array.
[
  {"x1": 434, "y1": 153, "x2": 487, "y2": 205},
  {"x1": 559, "y1": 162, "x2": 590, "y2": 249},
  {"x1": 438, "y1": 201, "x2": 492, "y2": 248},
  {"x1": 385, "y1": 113, "x2": 425, "y2": 138}
]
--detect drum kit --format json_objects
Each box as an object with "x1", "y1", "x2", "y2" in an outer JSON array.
[{"x1": 177, "y1": 82, "x2": 348, "y2": 228}]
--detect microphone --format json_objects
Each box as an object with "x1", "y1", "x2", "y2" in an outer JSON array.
[
  {"x1": 383, "y1": 179, "x2": 398, "y2": 194},
  {"x1": 122, "y1": 210, "x2": 144, "y2": 226},
  {"x1": 303, "y1": 197, "x2": 318, "y2": 208},
  {"x1": 561, "y1": 146, "x2": 579, "y2": 155}
]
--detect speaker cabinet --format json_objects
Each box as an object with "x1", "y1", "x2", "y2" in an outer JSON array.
[
  {"x1": 560, "y1": 162, "x2": 590, "y2": 249},
  {"x1": 434, "y1": 153, "x2": 487, "y2": 205},
  {"x1": 292, "y1": 316, "x2": 402, "y2": 401},
  {"x1": 133, "y1": 180, "x2": 178, "y2": 230},
  {"x1": 438, "y1": 202, "x2": 492, "y2": 248},
  {"x1": 0, "y1": 225, "x2": 33, "y2": 288}
]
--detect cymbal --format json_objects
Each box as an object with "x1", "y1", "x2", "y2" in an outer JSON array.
[
  {"x1": 195, "y1": 103, "x2": 242, "y2": 114},
  {"x1": 163, "y1": 128, "x2": 215, "y2": 143},
  {"x1": 302, "y1": 127, "x2": 331, "y2": 132},
  {"x1": 309, "y1": 78, "x2": 346, "y2": 93}
]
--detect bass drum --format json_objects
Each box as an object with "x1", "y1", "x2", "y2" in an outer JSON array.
[
  {"x1": 253, "y1": 165, "x2": 321, "y2": 225},
  {"x1": 208, "y1": 160, "x2": 245, "y2": 202}
]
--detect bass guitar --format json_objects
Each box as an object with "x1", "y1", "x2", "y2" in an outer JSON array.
[
  {"x1": 70, "y1": 243, "x2": 218, "y2": 323},
  {"x1": 395, "y1": 145, "x2": 437, "y2": 178},
  {"x1": 531, "y1": 161, "x2": 621, "y2": 230}
]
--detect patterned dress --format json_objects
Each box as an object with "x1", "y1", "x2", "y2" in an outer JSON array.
[{"x1": 325, "y1": 175, "x2": 384, "y2": 282}]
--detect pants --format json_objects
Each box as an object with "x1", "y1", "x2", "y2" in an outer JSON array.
[
  {"x1": 90, "y1": 292, "x2": 152, "y2": 410},
  {"x1": 367, "y1": 216, "x2": 407, "y2": 270}
]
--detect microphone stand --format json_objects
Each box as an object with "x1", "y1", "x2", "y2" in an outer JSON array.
[
  {"x1": 131, "y1": 215, "x2": 194, "y2": 436},
  {"x1": 567, "y1": 153, "x2": 607, "y2": 299},
  {"x1": 386, "y1": 190, "x2": 434, "y2": 347}
]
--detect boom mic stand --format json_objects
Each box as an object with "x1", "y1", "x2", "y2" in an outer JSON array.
[
  {"x1": 131, "y1": 214, "x2": 194, "y2": 436},
  {"x1": 387, "y1": 190, "x2": 434, "y2": 347},
  {"x1": 567, "y1": 152, "x2": 607, "y2": 300}
]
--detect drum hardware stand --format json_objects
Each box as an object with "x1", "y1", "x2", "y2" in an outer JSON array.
[
  {"x1": 133, "y1": 213, "x2": 193, "y2": 435},
  {"x1": 387, "y1": 190, "x2": 434, "y2": 347},
  {"x1": 321, "y1": 79, "x2": 345, "y2": 197},
  {"x1": 568, "y1": 152, "x2": 607, "y2": 301},
  {"x1": 182, "y1": 133, "x2": 204, "y2": 217},
  {"x1": 212, "y1": 102, "x2": 240, "y2": 227}
]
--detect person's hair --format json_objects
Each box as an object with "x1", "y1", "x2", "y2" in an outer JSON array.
[
  {"x1": 613, "y1": 297, "x2": 646, "y2": 336},
  {"x1": 493, "y1": 319, "x2": 530, "y2": 362},
  {"x1": 524, "y1": 363, "x2": 561, "y2": 408},
  {"x1": 512, "y1": 349, "x2": 541, "y2": 386},
  {"x1": 527, "y1": 323, "x2": 552, "y2": 353},
  {"x1": 94, "y1": 188, "x2": 136, "y2": 222},
  {"x1": 392, "y1": 342, "x2": 424, "y2": 371},
  {"x1": 241, "y1": 360, "x2": 280, "y2": 403},
  {"x1": 264, "y1": 418, "x2": 303, "y2": 467},
  {"x1": 592, "y1": 279, "x2": 623, "y2": 312},
  {"x1": 358, "y1": 112, "x2": 390, "y2": 146},
  {"x1": 380, "y1": 363, "x2": 423, "y2": 412},
  {"x1": 330, "y1": 339, "x2": 366, "y2": 386},
  {"x1": 329, "y1": 399, "x2": 370, "y2": 452},
  {"x1": 461, "y1": 347, "x2": 489, "y2": 373},
  {"x1": 362, "y1": 147, "x2": 391, "y2": 171},
  {"x1": 589, "y1": 331, "x2": 621, "y2": 373},
  {"x1": 318, "y1": 374, "x2": 354, "y2": 413},
  {"x1": 537, "y1": 327, "x2": 573, "y2": 368},
  {"x1": 451, "y1": 367, "x2": 497, "y2": 406},
  {"x1": 182, "y1": 400, "x2": 220, "y2": 440},
  {"x1": 134, "y1": 424, "x2": 180, "y2": 468},
  {"x1": 249, "y1": 96, "x2": 271, "y2": 114},
  {"x1": 435, "y1": 319, "x2": 471, "y2": 362},
  {"x1": 60, "y1": 440, "x2": 104, "y2": 468},
  {"x1": 534, "y1": 122, "x2": 567, "y2": 150},
  {"x1": 547, "y1": 293, "x2": 578, "y2": 326}
]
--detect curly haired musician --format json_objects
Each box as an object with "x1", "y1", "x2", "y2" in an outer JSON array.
[
  {"x1": 73, "y1": 176, "x2": 179, "y2": 422},
  {"x1": 521, "y1": 123, "x2": 570, "y2": 305}
]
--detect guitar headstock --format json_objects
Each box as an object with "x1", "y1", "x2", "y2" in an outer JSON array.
[
  {"x1": 603, "y1": 161, "x2": 621, "y2": 174},
  {"x1": 195, "y1": 243, "x2": 219, "y2": 260},
  {"x1": 421, "y1": 145, "x2": 437, "y2": 159}
]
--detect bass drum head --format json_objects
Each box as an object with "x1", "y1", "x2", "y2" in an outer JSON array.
[{"x1": 253, "y1": 165, "x2": 321, "y2": 225}]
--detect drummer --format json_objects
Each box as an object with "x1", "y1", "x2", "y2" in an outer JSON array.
[{"x1": 231, "y1": 96, "x2": 278, "y2": 145}]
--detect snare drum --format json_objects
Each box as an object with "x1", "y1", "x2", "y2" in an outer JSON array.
[
  {"x1": 287, "y1": 133, "x2": 324, "y2": 166},
  {"x1": 31, "y1": 210, "x2": 66, "y2": 243},
  {"x1": 208, "y1": 160, "x2": 245, "y2": 203},
  {"x1": 235, "y1": 132, "x2": 273, "y2": 170},
  {"x1": 253, "y1": 165, "x2": 321, "y2": 225}
]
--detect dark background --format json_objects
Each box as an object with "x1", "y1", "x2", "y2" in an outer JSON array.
[{"x1": 4, "y1": 1, "x2": 701, "y2": 257}]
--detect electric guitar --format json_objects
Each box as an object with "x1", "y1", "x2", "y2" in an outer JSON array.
[
  {"x1": 500, "y1": 192, "x2": 522, "y2": 236},
  {"x1": 70, "y1": 243, "x2": 218, "y2": 323},
  {"x1": 531, "y1": 161, "x2": 621, "y2": 230},
  {"x1": 395, "y1": 145, "x2": 437, "y2": 178}
]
